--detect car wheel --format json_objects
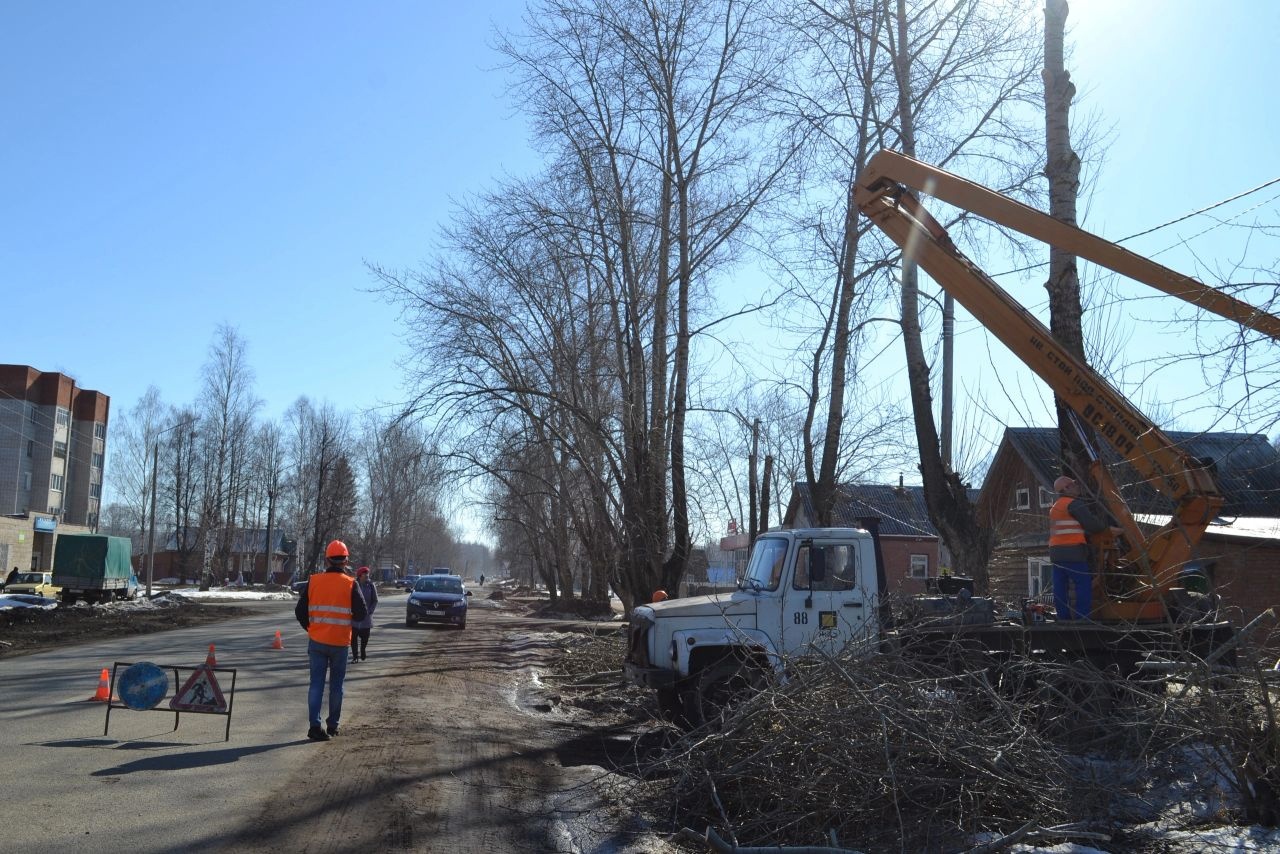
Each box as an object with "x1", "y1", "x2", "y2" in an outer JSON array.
[
  {"x1": 457, "y1": 620, "x2": 466, "y2": 630},
  {"x1": 405, "y1": 618, "x2": 416, "y2": 627}
]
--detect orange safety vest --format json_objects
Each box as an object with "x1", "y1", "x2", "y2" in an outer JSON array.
[
  {"x1": 1048, "y1": 496, "x2": 1087, "y2": 547},
  {"x1": 307, "y1": 572, "x2": 356, "y2": 646}
]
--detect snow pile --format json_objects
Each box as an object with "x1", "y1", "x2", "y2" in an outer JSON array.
[{"x1": 0, "y1": 594, "x2": 58, "y2": 611}]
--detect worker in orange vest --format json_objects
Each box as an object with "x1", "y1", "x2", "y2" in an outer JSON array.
[
  {"x1": 1048, "y1": 476, "x2": 1107, "y2": 620},
  {"x1": 294, "y1": 540, "x2": 368, "y2": 741}
]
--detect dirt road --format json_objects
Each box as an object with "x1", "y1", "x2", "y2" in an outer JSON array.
[{"x1": 230, "y1": 608, "x2": 670, "y2": 854}]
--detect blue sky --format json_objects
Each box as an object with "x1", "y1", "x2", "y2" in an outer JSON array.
[{"x1": 3, "y1": 1, "x2": 1278, "y2": 458}]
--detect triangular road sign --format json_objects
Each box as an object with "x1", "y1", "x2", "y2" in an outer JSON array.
[{"x1": 169, "y1": 664, "x2": 228, "y2": 712}]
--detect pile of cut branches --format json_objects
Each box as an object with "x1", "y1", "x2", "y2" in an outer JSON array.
[{"x1": 641, "y1": 636, "x2": 1280, "y2": 852}]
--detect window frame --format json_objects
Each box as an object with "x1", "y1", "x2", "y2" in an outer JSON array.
[
  {"x1": 1028, "y1": 557, "x2": 1053, "y2": 598},
  {"x1": 55, "y1": 408, "x2": 70, "y2": 428},
  {"x1": 50, "y1": 473, "x2": 65, "y2": 492},
  {"x1": 1039, "y1": 486, "x2": 1055, "y2": 508},
  {"x1": 1014, "y1": 487, "x2": 1031, "y2": 510},
  {"x1": 909, "y1": 553, "x2": 929, "y2": 579}
]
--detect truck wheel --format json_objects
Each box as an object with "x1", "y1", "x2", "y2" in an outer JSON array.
[
  {"x1": 685, "y1": 660, "x2": 767, "y2": 729},
  {"x1": 656, "y1": 687, "x2": 692, "y2": 729},
  {"x1": 63, "y1": 593, "x2": 77, "y2": 606}
]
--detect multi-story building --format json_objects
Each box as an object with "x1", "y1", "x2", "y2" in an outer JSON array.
[{"x1": 0, "y1": 365, "x2": 109, "y2": 530}]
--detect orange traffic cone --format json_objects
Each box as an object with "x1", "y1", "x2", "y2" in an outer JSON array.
[
  {"x1": 270, "y1": 630, "x2": 284, "y2": 650},
  {"x1": 90, "y1": 667, "x2": 112, "y2": 702},
  {"x1": 206, "y1": 643, "x2": 217, "y2": 667}
]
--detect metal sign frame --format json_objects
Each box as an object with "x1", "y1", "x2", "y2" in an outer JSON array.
[{"x1": 103, "y1": 661, "x2": 238, "y2": 741}]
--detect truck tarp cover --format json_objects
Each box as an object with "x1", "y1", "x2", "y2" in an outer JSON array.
[{"x1": 54, "y1": 535, "x2": 133, "y2": 580}]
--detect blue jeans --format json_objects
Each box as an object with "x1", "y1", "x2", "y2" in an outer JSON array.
[
  {"x1": 307, "y1": 639, "x2": 349, "y2": 729},
  {"x1": 1053, "y1": 560, "x2": 1092, "y2": 620}
]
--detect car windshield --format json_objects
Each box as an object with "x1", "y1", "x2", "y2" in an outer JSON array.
[
  {"x1": 413, "y1": 577, "x2": 463, "y2": 595},
  {"x1": 739, "y1": 538, "x2": 789, "y2": 591},
  {"x1": 15, "y1": 573, "x2": 45, "y2": 584}
]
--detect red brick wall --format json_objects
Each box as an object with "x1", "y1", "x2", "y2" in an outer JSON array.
[
  {"x1": 1193, "y1": 537, "x2": 1280, "y2": 631},
  {"x1": 879, "y1": 536, "x2": 940, "y2": 594}
]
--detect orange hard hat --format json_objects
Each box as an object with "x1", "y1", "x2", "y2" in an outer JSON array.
[
  {"x1": 651, "y1": 589, "x2": 668, "y2": 603},
  {"x1": 325, "y1": 540, "x2": 350, "y2": 559}
]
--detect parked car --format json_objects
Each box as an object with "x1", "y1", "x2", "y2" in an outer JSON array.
[
  {"x1": 405, "y1": 574, "x2": 471, "y2": 629},
  {"x1": 395, "y1": 574, "x2": 421, "y2": 590},
  {"x1": 5, "y1": 571, "x2": 61, "y2": 599}
]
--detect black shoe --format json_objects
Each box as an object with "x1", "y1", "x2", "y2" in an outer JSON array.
[
  {"x1": 361, "y1": 654, "x2": 367, "y2": 661},
  {"x1": 307, "y1": 726, "x2": 330, "y2": 741},
  {"x1": 326, "y1": 725, "x2": 340, "y2": 737}
]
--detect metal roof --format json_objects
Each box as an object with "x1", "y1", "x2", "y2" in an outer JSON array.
[
  {"x1": 1001, "y1": 427, "x2": 1280, "y2": 517},
  {"x1": 790, "y1": 482, "x2": 940, "y2": 538}
]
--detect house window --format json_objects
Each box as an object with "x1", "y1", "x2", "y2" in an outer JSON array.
[
  {"x1": 54, "y1": 440, "x2": 68, "y2": 458},
  {"x1": 1028, "y1": 557, "x2": 1053, "y2": 599},
  {"x1": 22, "y1": 471, "x2": 31, "y2": 491},
  {"x1": 56, "y1": 408, "x2": 70, "y2": 428},
  {"x1": 50, "y1": 473, "x2": 64, "y2": 492},
  {"x1": 26, "y1": 440, "x2": 33, "y2": 458},
  {"x1": 1039, "y1": 486, "x2": 1055, "y2": 508},
  {"x1": 94, "y1": 422, "x2": 106, "y2": 440},
  {"x1": 89, "y1": 483, "x2": 102, "y2": 499},
  {"x1": 909, "y1": 554, "x2": 929, "y2": 579},
  {"x1": 27, "y1": 405, "x2": 37, "y2": 424},
  {"x1": 92, "y1": 452, "x2": 104, "y2": 470},
  {"x1": 1015, "y1": 488, "x2": 1030, "y2": 510}
]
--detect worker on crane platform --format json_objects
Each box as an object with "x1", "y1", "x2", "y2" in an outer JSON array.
[{"x1": 1048, "y1": 476, "x2": 1108, "y2": 620}]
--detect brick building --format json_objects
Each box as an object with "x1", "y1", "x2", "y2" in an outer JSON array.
[
  {"x1": 0, "y1": 365, "x2": 109, "y2": 529},
  {"x1": 784, "y1": 481, "x2": 944, "y2": 594},
  {"x1": 977, "y1": 427, "x2": 1280, "y2": 625}
]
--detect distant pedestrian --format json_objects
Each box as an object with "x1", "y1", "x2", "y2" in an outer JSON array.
[
  {"x1": 479, "y1": 574, "x2": 485, "y2": 587},
  {"x1": 295, "y1": 539, "x2": 367, "y2": 741},
  {"x1": 1049, "y1": 476, "x2": 1107, "y2": 620},
  {"x1": 351, "y1": 566, "x2": 378, "y2": 662},
  {"x1": 4, "y1": 566, "x2": 18, "y2": 588}
]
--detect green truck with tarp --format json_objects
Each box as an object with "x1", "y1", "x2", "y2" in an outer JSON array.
[{"x1": 52, "y1": 534, "x2": 140, "y2": 605}]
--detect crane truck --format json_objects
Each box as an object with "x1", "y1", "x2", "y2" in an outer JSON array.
[{"x1": 625, "y1": 151, "x2": 1274, "y2": 727}]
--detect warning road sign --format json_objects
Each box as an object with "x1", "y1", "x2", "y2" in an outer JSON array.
[{"x1": 169, "y1": 664, "x2": 228, "y2": 712}]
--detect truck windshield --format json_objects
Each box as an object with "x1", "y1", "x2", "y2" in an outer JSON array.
[{"x1": 740, "y1": 538, "x2": 788, "y2": 591}]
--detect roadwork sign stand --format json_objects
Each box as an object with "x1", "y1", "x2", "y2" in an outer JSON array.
[{"x1": 104, "y1": 661, "x2": 238, "y2": 741}]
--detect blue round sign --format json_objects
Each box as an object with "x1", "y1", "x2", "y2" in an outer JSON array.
[{"x1": 118, "y1": 662, "x2": 169, "y2": 710}]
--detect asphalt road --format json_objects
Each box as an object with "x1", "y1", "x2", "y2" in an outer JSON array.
[{"x1": 0, "y1": 592, "x2": 435, "y2": 853}]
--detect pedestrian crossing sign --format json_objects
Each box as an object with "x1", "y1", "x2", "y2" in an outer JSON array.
[{"x1": 169, "y1": 664, "x2": 228, "y2": 712}]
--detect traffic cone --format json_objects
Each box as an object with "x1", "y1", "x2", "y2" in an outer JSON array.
[
  {"x1": 206, "y1": 643, "x2": 217, "y2": 667},
  {"x1": 90, "y1": 668, "x2": 112, "y2": 702},
  {"x1": 270, "y1": 630, "x2": 284, "y2": 650}
]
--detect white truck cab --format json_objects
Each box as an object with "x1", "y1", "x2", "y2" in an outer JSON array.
[{"x1": 624, "y1": 526, "x2": 888, "y2": 725}]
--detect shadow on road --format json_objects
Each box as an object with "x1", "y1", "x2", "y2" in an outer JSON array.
[{"x1": 86, "y1": 740, "x2": 298, "y2": 775}]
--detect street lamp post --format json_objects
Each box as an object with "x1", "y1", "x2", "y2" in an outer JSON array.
[{"x1": 145, "y1": 420, "x2": 194, "y2": 598}]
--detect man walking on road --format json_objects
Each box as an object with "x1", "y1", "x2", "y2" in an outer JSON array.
[
  {"x1": 295, "y1": 540, "x2": 367, "y2": 741},
  {"x1": 351, "y1": 566, "x2": 378, "y2": 662}
]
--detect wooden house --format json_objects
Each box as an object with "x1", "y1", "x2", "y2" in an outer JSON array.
[{"x1": 977, "y1": 427, "x2": 1280, "y2": 627}]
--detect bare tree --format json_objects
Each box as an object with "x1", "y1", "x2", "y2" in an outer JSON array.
[
  {"x1": 883, "y1": 0, "x2": 1044, "y2": 588},
  {"x1": 197, "y1": 324, "x2": 262, "y2": 583}
]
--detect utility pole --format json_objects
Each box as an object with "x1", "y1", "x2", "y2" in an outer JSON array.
[{"x1": 146, "y1": 419, "x2": 195, "y2": 597}]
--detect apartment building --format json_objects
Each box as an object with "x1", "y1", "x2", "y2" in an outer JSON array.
[{"x1": 0, "y1": 365, "x2": 110, "y2": 529}]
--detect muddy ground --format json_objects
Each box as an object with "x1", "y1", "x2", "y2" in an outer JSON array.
[{"x1": 0, "y1": 597, "x2": 255, "y2": 657}]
